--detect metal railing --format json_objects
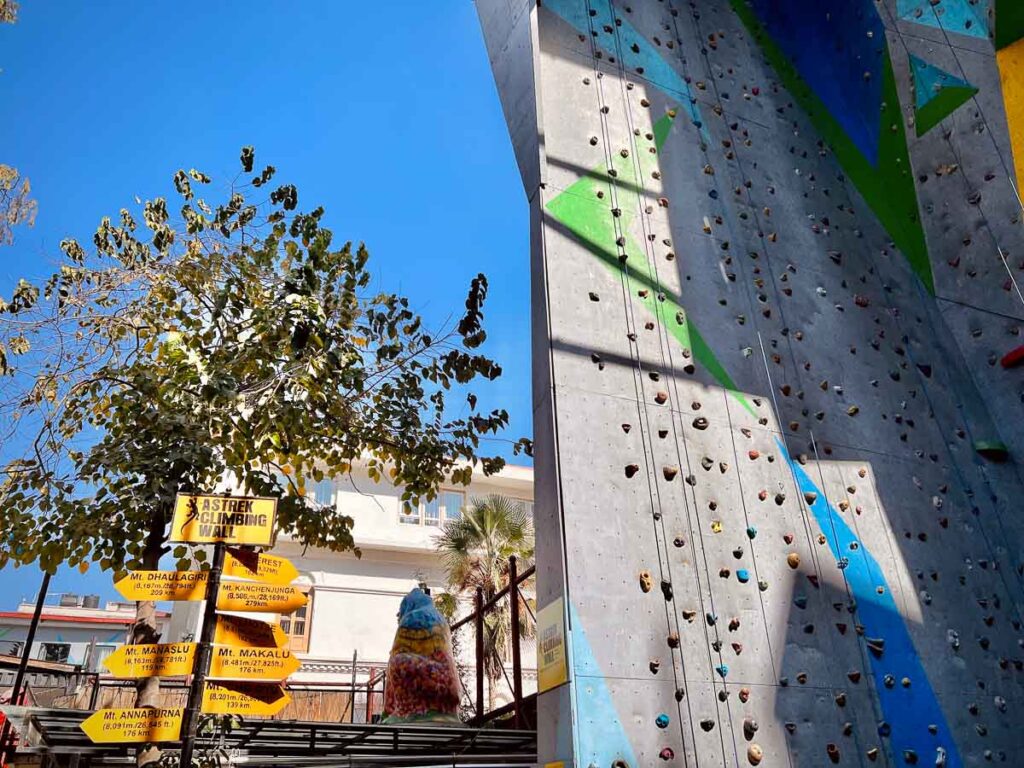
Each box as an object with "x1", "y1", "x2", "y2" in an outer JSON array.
[{"x1": 449, "y1": 556, "x2": 536, "y2": 728}]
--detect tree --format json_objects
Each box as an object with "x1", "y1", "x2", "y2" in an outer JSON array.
[
  {"x1": 0, "y1": 0, "x2": 18, "y2": 25},
  {"x1": 0, "y1": 165, "x2": 37, "y2": 246},
  {"x1": 0, "y1": 148, "x2": 520, "y2": 765},
  {"x1": 1, "y1": 2, "x2": 37, "y2": 246},
  {"x1": 436, "y1": 494, "x2": 534, "y2": 711}
]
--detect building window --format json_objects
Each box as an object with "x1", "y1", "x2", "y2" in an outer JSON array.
[
  {"x1": 442, "y1": 491, "x2": 464, "y2": 521},
  {"x1": 39, "y1": 643, "x2": 70, "y2": 663},
  {"x1": 88, "y1": 644, "x2": 117, "y2": 672},
  {"x1": 399, "y1": 490, "x2": 465, "y2": 526},
  {"x1": 280, "y1": 588, "x2": 312, "y2": 653},
  {"x1": 310, "y1": 477, "x2": 334, "y2": 507},
  {"x1": 424, "y1": 497, "x2": 441, "y2": 527}
]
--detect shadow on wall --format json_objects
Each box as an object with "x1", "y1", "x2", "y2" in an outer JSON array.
[
  {"x1": 534, "y1": 13, "x2": 1024, "y2": 768},
  {"x1": 521, "y1": 0, "x2": 1024, "y2": 764}
]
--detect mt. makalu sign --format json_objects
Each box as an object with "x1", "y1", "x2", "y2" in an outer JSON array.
[{"x1": 171, "y1": 493, "x2": 277, "y2": 546}]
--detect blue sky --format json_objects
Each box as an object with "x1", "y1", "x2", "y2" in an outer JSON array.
[{"x1": 0, "y1": 2, "x2": 530, "y2": 607}]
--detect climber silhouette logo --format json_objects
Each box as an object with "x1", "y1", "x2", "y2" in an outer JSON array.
[{"x1": 180, "y1": 497, "x2": 200, "y2": 533}]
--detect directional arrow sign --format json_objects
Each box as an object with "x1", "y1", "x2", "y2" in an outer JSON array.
[
  {"x1": 104, "y1": 643, "x2": 196, "y2": 678},
  {"x1": 202, "y1": 681, "x2": 291, "y2": 717},
  {"x1": 214, "y1": 614, "x2": 287, "y2": 650},
  {"x1": 114, "y1": 571, "x2": 209, "y2": 602},
  {"x1": 209, "y1": 645, "x2": 301, "y2": 681},
  {"x1": 80, "y1": 707, "x2": 183, "y2": 744},
  {"x1": 224, "y1": 549, "x2": 299, "y2": 585},
  {"x1": 217, "y1": 582, "x2": 307, "y2": 614}
]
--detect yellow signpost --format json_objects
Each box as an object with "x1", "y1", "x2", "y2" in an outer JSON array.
[
  {"x1": 171, "y1": 493, "x2": 278, "y2": 546},
  {"x1": 104, "y1": 642, "x2": 196, "y2": 678},
  {"x1": 84, "y1": 491, "x2": 303, "y2": 753},
  {"x1": 224, "y1": 548, "x2": 299, "y2": 585},
  {"x1": 217, "y1": 581, "x2": 307, "y2": 614},
  {"x1": 114, "y1": 570, "x2": 208, "y2": 602},
  {"x1": 537, "y1": 598, "x2": 568, "y2": 693},
  {"x1": 209, "y1": 645, "x2": 301, "y2": 681},
  {"x1": 80, "y1": 707, "x2": 183, "y2": 744},
  {"x1": 201, "y1": 681, "x2": 291, "y2": 717},
  {"x1": 214, "y1": 614, "x2": 287, "y2": 650}
]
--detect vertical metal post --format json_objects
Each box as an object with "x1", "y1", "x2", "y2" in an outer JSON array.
[
  {"x1": 474, "y1": 587, "x2": 484, "y2": 719},
  {"x1": 178, "y1": 542, "x2": 226, "y2": 768},
  {"x1": 508, "y1": 556, "x2": 523, "y2": 728},
  {"x1": 88, "y1": 673, "x2": 101, "y2": 710},
  {"x1": 1, "y1": 570, "x2": 50, "y2": 765},
  {"x1": 349, "y1": 650, "x2": 357, "y2": 723},
  {"x1": 11, "y1": 570, "x2": 51, "y2": 706},
  {"x1": 364, "y1": 667, "x2": 373, "y2": 723}
]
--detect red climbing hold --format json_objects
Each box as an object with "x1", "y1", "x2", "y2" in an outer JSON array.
[{"x1": 1000, "y1": 345, "x2": 1024, "y2": 369}]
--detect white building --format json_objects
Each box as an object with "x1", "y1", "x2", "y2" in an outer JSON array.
[
  {"x1": 169, "y1": 463, "x2": 536, "y2": 703},
  {"x1": 0, "y1": 594, "x2": 170, "y2": 674}
]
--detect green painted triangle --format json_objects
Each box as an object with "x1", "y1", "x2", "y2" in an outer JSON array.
[
  {"x1": 910, "y1": 54, "x2": 978, "y2": 136},
  {"x1": 545, "y1": 113, "x2": 756, "y2": 417},
  {"x1": 916, "y1": 85, "x2": 978, "y2": 136},
  {"x1": 730, "y1": 1, "x2": 934, "y2": 293},
  {"x1": 996, "y1": 0, "x2": 1024, "y2": 49}
]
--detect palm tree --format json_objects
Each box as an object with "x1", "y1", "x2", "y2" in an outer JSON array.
[{"x1": 436, "y1": 494, "x2": 535, "y2": 711}]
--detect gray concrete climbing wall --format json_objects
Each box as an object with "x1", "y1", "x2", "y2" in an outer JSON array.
[{"x1": 475, "y1": 1, "x2": 1024, "y2": 766}]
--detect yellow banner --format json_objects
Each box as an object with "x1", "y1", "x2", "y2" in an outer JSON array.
[
  {"x1": 217, "y1": 582, "x2": 307, "y2": 614},
  {"x1": 537, "y1": 598, "x2": 568, "y2": 693},
  {"x1": 104, "y1": 643, "x2": 196, "y2": 678},
  {"x1": 214, "y1": 614, "x2": 287, "y2": 649},
  {"x1": 81, "y1": 707, "x2": 182, "y2": 744},
  {"x1": 209, "y1": 645, "x2": 301, "y2": 681},
  {"x1": 114, "y1": 570, "x2": 208, "y2": 602},
  {"x1": 202, "y1": 681, "x2": 291, "y2": 717},
  {"x1": 224, "y1": 549, "x2": 298, "y2": 585},
  {"x1": 171, "y1": 494, "x2": 277, "y2": 546}
]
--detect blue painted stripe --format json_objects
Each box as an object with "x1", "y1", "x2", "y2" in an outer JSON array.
[
  {"x1": 744, "y1": 0, "x2": 886, "y2": 165},
  {"x1": 910, "y1": 53, "x2": 976, "y2": 109},
  {"x1": 543, "y1": 0, "x2": 709, "y2": 141},
  {"x1": 570, "y1": 603, "x2": 639, "y2": 767},
  {"x1": 776, "y1": 437, "x2": 962, "y2": 767},
  {"x1": 898, "y1": 0, "x2": 990, "y2": 39}
]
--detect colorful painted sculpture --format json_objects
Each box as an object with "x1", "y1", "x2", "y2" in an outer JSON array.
[{"x1": 382, "y1": 587, "x2": 461, "y2": 723}]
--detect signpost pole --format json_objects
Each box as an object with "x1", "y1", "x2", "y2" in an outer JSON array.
[{"x1": 178, "y1": 541, "x2": 226, "y2": 768}]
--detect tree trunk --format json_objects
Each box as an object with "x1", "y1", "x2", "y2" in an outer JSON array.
[{"x1": 133, "y1": 512, "x2": 166, "y2": 768}]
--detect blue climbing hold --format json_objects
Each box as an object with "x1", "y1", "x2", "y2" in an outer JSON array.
[
  {"x1": 655, "y1": 713, "x2": 670, "y2": 729},
  {"x1": 746, "y1": 525, "x2": 758, "y2": 539},
  {"x1": 737, "y1": 569, "x2": 750, "y2": 583},
  {"x1": 716, "y1": 664, "x2": 729, "y2": 678}
]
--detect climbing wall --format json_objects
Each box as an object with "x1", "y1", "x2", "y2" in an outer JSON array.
[{"x1": 474, "y1": 1, "x2": 1024, "y2": 766}]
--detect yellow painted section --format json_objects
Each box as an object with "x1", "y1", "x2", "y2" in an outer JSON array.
[
  {"x1": 114, "y1": 570, "x2": 208, "y2": 601},
  {"x1": 389, "y1": 625, "x2": 451, "y2": 657},
  {"x1": 81, "y1": 708, "x2": 182, "y2": 744},
  {"x1": 998, "y1": 38, "x2": 1024, "y2": 192},
  {"x1": 171, "y1": 493, "x2": 277, "y2": 546}
]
